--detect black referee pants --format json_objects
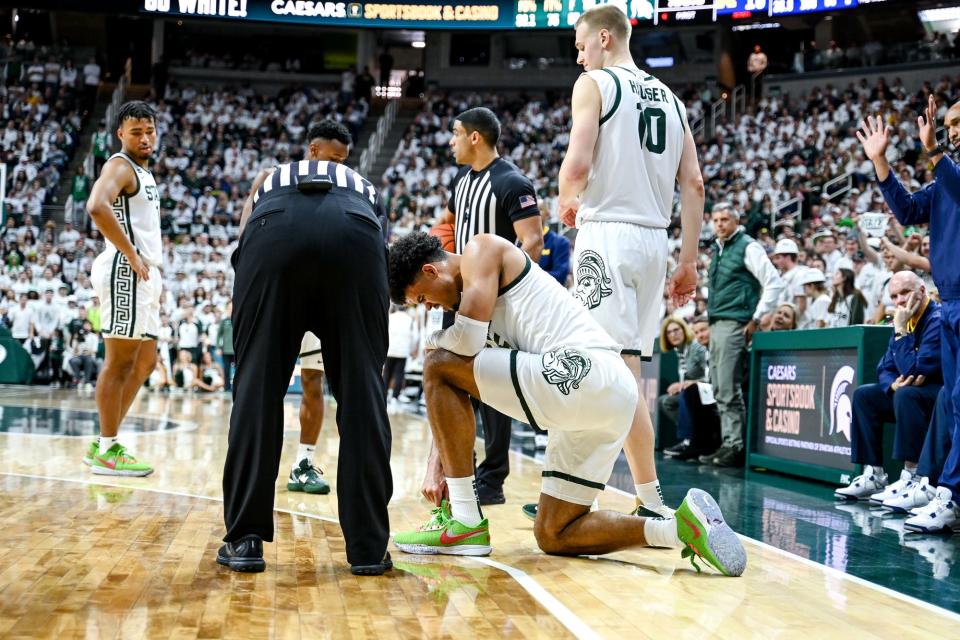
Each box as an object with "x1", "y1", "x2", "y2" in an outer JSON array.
[
  {"x1": 443, "y1": 311, "x2": 511, "y2": 489},
  {"x1": 223, "y1": 189, "x2": 392, "y2": 567}
]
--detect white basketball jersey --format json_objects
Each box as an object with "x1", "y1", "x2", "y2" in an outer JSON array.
[
  {"x1": 105, "y1": 152, "x2": 162, "y2": 266},
  {"x1": 487, "y1": 255, "x2": 619, "y2": 354},
  {"x1": 577, "y1": 65, "x2": 686, "y2": 229}
]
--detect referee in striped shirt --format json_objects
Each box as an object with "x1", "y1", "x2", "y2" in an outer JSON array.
[
  {"x1": 219, "y1": 160, "x2": 393, "y2": 576},
  {"x1": 432, "y1": 107, "x2": 543, "y2": 505}
]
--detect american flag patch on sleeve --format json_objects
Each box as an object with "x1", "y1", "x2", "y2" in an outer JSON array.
[{"x1": 519, "y1": 194, "x2": 537, "y2": 208}]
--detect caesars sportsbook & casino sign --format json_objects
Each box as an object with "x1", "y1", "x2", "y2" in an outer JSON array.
[
  {"x1": 755, "y1": 349, "x2": 858, "y2": 471},
  {"x1": 143, "y1": 0, "x2": 512, "y2": 29}
]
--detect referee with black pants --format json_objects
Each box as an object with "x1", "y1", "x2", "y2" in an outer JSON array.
[
  {"x1": 433, "y1": 107, "x2": 543, "y2": 504},
  {"x1": 219, "y1": 160, "x2": 393, "y2": 576}
]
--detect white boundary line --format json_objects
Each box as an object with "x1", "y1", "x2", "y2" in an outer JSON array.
[
  {"x1": 509, "y1": 445, "x2": 960, "y2": 621},
  {"x1": 467, "y1": 557, "x2": 600, "y2": 640},
  {"x1": 2, "y1": 471, "x2": 599, "y2": 638}
]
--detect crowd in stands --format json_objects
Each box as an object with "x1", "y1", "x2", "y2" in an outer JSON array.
[
  {"x1": 0, "y1": 35, "x2": 92, "y2": 227},
  {"x1": 795, "y1": 33, "x2": 960, "y2": 74}
]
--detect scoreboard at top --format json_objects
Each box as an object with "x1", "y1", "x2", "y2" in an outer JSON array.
[
  {"x1": 517, "y1": 0, "x2": 890, "y2": 28},
  {"x1": 140, "y1": 0, "x2": 891, "y2": 30}
]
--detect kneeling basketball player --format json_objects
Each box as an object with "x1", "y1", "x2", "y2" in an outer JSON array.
[{"x1": 389, "y1": 232, "x2": 747, "y2": 576}]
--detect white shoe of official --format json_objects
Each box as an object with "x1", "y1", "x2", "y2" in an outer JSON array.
[
  {"x1": 883, "y1": 476, "x2": 936, "y2": 514},
  {"x1": 835, "y1": 465, "x2": 888, "y2": 501},
  {"x1": 904, "y1": 487, "x2": 960, "y2": 534},
  {"x1": 870, "y1": 468, "x2": 918, "y2": 504}
]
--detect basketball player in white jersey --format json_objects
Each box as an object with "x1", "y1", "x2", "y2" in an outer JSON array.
[
  {"x1": 388, "y1": 232, "x2": 745, "y2": 576},
  {"x1": 83, "y1": 101, "x2": 163, "y2": 476},
  {"x1": 239, "y1": 120, "x2": 356, "y2": 495},
  {"x1": 556, "y1": 5, "x2": 704, "y2": 517}
]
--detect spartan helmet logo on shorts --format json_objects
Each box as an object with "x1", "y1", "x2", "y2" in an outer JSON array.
[
  {"x1": 574, "y1": 250, "x2": 613, "y2": 310},
  {"x1": 541, "y1": 348, "x2": 592, "y2": 396},
  {"x1": 829, "y1": 365, "x2": 855, "y2": 442}
]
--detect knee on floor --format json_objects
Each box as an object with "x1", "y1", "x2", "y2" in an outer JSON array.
[{"x1": 533, "y1": 519, "x2": 574, "y2": 556}]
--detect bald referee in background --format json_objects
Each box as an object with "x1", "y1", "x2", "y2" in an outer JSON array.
[
  {"x1": 428, "y1": 107, "x2": 543, "y2": 506},
  {"x1": 218, "y1": 160, "x2": 393, "y2": 576}
]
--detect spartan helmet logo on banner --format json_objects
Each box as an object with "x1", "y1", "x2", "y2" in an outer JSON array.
[
  {"x1": 574, "y1": 250, "x2": 613, "y2": 310},
  {"x1": 541, "y1": 348, "x2": 592, "y2": 396},
  {"x1": 829, "y1": 365, "x2": 855, "y2": 441}
]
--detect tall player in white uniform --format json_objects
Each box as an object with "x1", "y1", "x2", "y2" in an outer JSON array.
[
  {"x1": 239, "y1": 120, "x2": 357, "y2": 495},
  {"x1": 83, "y1": 101, "x2": 163, "y2": 476},
  {"x1": 388, "y1": 232, "x2": 745, "y2": 576},
  {"x1": 558, "y1": 6, "x2": 704, "y2": 516}
]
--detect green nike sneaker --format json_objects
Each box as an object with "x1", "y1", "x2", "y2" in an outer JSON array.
[
  {"x1": 394, "y1": 500, "x2": 492, "y2": 556},
  {"x1": 521, "y1": 503, "x2": 537, "y2": 521},
  {"x1": 675, "y1": 488, "x2": 746, "y2": 577},
  {"x1": 287, "y1": 459, "x2": 331, "y2": 494},
  {"x1": 82, "y1": 440, "x2": 99, "y2": 466},
  {"x1": 90, "y1": 443, "x2": 154, "y2": 477}
]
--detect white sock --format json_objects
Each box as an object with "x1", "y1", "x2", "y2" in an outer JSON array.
[
  {"x1": 295, "y1": 443, "x2": 316, "y2": 468},
  {"x1": 635, "y1": 481, "x2": 665, "y2": 509},
  {"x1": 446, "y1": 475, "x2": 483, "y2": 526},
  {"x1": 99, "y1": 436, "x2": 118, "y2": 454},
  {"x1": 643, "y1": 516, "x2": 681, "y2": 549}
]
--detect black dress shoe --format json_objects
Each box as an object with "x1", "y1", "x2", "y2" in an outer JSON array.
[
  {"x1": 712, "y1": 446, "x2": 745, "y2": 468},
  {"x1": 476, "y1": 481, "x2": 506, "y2": 506},
  {"x1": 217, "y1": 534, "x2": 266, "y2": 573},
  {"x1": 663, "y1": 439, "x2": 692, "y2": 458},
  {"x1": 351, "y1": 551, "x2": 393, "y2": 576},
  {"x1": 675, "y1": 444, "x2": 704, "y2": 462}
]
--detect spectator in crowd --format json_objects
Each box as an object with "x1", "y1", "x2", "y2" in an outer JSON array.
[
  {"x1": 91, "y1": 121, "x2": 110, "y2": 178},
  {"x1": 8, "y1": 293, "x2": 34, "y2": 343},
  {"x1": 340, "y1": 67, "x2": 355, "y2": 105},
  {"x1": 70, "y1": 165, "x2": 91, "y2": 225},
  {"x1": 768, "y1": 302, "x2": 799, "y2": 331},
  {"x1": 798, "y1": 269, "x2": 830, "y2": 329},
  {"x1": 82, "y1": 56, "x2": 100, "y2": 113},
  {"x1": 747, "y1": 45, "x2": 767, "y2": 100},
  {"x1": 147, "y1": 356, "x2": 170, "y2": 391},
  {"x1": 195, "y1": 350, "x2": 225, "y2": 392},
  {"x1": 537, "y1": 205, "x2": 570, "y2": 286},
  {"x1": 177, "y1": 308, "x2": 201, "y2": 364},
  {"x1": 173, "y1": 349, "x2": 198, "y2": 391},
  {"x1": 356, "y1": 66, "x2": 375, "y2": 104},
  {"x1": 836, "y1": 271, "x2": 942, "y2": 502},
  {"x1": 216, "y1": 301, "x2": 235, "y2": 392},
  {"x1": 48, "y1": 327, "x2": 66, "y2": 387},
  {"x1": 659, "y1": 318, "x2": 716, "y2": 461},
  {"x1": 69, "y1": 319, "x2": 99, "y2": 389},
  {"x1": 384, "y1": 304, "x2": 418, "y2": 414},
  {"x1": 770, "y1": 238, "x2": 807, "y2": 318},
  {"x1": 827, "y1": 267, "x2": 868, "y2": 327},
  {"x1": 701, "y1": 203, "x2": 784, "y2": 467}
]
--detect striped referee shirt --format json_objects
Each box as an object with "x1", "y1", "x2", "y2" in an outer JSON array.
[
  {"x1": 448, "y1": 157, "x2": 540, "y2": 253},
  {"x1": 254, "y1": 160, "x2": 378, "y2": 207}
]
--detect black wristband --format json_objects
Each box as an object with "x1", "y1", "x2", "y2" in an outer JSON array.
[{"x1": 926, "y1": 143, "x2": 946, "y2": 156}]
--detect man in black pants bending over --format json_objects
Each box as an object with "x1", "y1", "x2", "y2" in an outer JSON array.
[{"x1": 218, "y1": 160, "x2": 393, "y2": 576}]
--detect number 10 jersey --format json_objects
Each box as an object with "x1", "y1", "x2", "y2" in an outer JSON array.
[{"x1": 576, "y1": 64, "x2": 686, "y2": 230}]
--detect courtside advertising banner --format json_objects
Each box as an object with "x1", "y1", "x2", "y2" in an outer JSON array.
[{"x1": 755, "y1": 348, "x2": 858, "y2": 471}]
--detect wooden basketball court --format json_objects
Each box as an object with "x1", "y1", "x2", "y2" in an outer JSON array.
[{"x1": 1, "y1": 386, "x2": 957, "y2": 639}]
